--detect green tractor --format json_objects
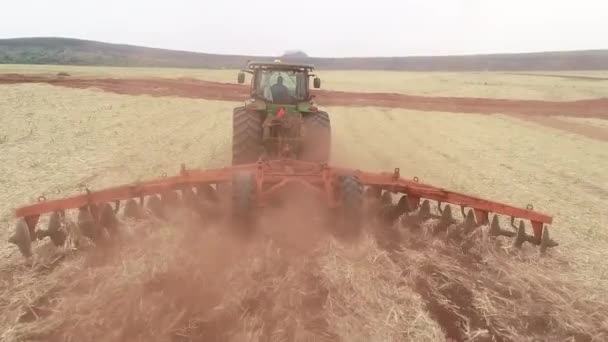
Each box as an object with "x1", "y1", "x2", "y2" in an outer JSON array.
[{"x1": 232, "y1": 60, "x2": 331, "y2": 165}]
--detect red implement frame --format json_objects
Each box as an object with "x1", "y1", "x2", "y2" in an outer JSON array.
[{"x1": 15, "y1": 160, "x2": 552, "y2": 240}]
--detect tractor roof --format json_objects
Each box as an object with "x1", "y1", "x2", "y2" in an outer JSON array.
[{"x1": 246, "y1": 60, "x2": 315, "y2": 71}]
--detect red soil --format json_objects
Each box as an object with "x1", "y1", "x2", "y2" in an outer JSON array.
[
  {"x1": 2, "y1": 73, "x2": 607, "y2": 140},
  {"x1": 1, "y1": 73, "x2": 606, "y2": 118}
]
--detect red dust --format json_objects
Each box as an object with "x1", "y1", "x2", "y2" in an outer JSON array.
[{"x1": 2, "y1": 198, "x2": 339, "y2": 342}]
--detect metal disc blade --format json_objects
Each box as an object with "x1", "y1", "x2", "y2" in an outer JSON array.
[{"x1": 9, "y1": 219, "x2": 32, "y2": 257}]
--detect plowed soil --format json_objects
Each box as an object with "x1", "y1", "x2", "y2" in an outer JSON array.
[{"x1": 1, "y1": 73, "x2": 607, "y2": 119}]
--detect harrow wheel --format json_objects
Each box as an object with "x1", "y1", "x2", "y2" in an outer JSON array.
[
  {"x1": 302, "y1": 111, "x2": 331, "y2": 162},
  {"x1": 123, "y1": 199, "x2": 141, "y2": 219},
  {"x1": 379, "y1": 194, "x2": 411, "y2": 226},
  {"x1": 161, "y1": 191, "x2": 181, "y2": 209},
  {"x1": 232, "y1": 107, "x2": 263, "y2": 165},
  {"x1": 36, "y1": 211, "x2": 67, "y2": 247},
  {"x1": 335, "y1": 176, "x2": 364, "y2": 237},
  {"x1": 146, "y1": 195, "x2": 163, "y2": 218},
  {"x1": 182, "y1": 187, "x2": 198, "y2": 210},
  {"x1": 461, "y1": 210, "x2": 479, "y2": 235},
  {"x1": 197, "y1": 184, "x2": 218, "y2": 203},
  {"x1": 99, "y1": 203, "x2": 119, "y2": 236},
  {"x1": 434, "y1": 204, "x2": 457, "y2": 235},
  {"x1": 195, "y1": 184, "x2": 220, "y2": 219},
  {"x1": 48, "y1": 210, "x2": 62, "y2": 233},
  {"x1": 78, "y1": 206, "x2": 100, "y2": 241},
  {"x1": 231, "y1": 172, "x2": 257, "y2": 230},
  {"x1": 8, "y1": 219, "x2": 33, "y2": 258},
  {"x1": 540, "y1": 226, "x2": 558, "y2": 254}
]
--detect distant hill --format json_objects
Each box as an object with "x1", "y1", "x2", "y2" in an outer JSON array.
[
  {"x1": 282, "y1": 50, "x2": 309, "y2": 59},
  {"x1": 1, "y1": 37, "x2": 607, "y2": 71}
]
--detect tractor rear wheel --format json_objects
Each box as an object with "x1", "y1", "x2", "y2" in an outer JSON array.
[
  {"x1": 232, "y1": 107, "x2": 263, "y2": 165},
  {"x1": 303, "y1": 111, "x2": 331, "y2": 162}
]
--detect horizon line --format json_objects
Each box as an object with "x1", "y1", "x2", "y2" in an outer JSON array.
[{"x1": 2, "y1": 36, "x2": 607, "y2": 60}]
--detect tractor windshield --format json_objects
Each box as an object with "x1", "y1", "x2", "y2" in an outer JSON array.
[{"x1": 254, "y1": 69, "x2": 308, "y2": 104}]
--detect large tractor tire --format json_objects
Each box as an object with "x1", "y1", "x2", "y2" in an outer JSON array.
[
  {"x1": 303, "y1": 111, "x2": 331, "y2": 162},
  {"x1": 232, "y1": 107, "x2": 263, "y2": 165}
]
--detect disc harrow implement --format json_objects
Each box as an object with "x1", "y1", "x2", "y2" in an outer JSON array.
[{"x1": 8, "y1": 160, "x2": 557, "y2": 258}]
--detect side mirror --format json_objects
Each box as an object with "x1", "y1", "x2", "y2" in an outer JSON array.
[
  {"x1": 237, "y1": 72, "x2": 245, "y2": 84},
  {"x1": 313, "y1": 77, "x2": 321, "y2": 89}
]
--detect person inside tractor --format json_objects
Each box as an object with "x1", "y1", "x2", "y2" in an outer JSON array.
[
  {"x1": 270, "y1": 76, "x2": 290, "y2": 103},
  {"x1": 256, "y1": 70, "x2": 308, "y2": 104}
]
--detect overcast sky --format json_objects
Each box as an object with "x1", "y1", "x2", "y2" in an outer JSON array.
[{"x1": 1, "y1": 0, "x2": 606, "y2": 57}]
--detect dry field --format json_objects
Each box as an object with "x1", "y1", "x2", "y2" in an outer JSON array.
[{"x1": 1, "y1": 66, "x2": 608, "y2": 342}]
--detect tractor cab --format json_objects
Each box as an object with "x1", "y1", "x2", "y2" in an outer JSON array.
[
  {"x1": 238, "y1": 60, "x2": 321, "y2": 105},
  {"x1": 233, "y1": 60, "x2": 329, "y2": 164}
]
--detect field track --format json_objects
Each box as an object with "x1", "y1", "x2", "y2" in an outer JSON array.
[{"x1": 2, "y1": 73, "x2": 607, "y2": 119}]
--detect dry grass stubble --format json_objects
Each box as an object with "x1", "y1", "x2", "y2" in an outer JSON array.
[
  {"x1": 3, "y1": 203, "x2": 607, "y2": 342},
  {"x1": 391, "y1": 225, "x2": 608, "y2": 341},
  {"x1": 0, "y1": 202, "x2": 447, "y2": 342}
]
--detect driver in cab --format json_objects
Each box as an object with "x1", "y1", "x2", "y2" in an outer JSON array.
[{"x1": 270, "y1": 76, "x2": 290, "y2": 103}]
